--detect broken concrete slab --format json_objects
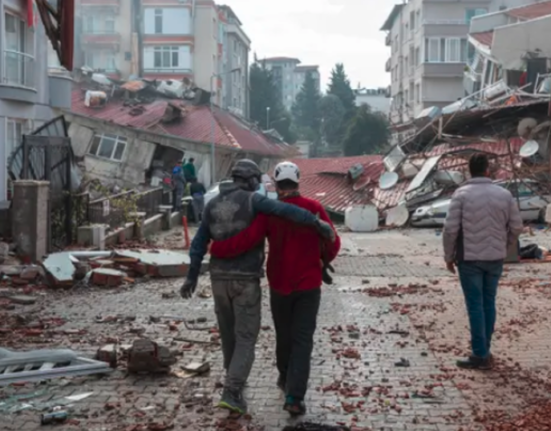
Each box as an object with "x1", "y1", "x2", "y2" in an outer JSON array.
[
  {"x1": 20, "y1": 266, "x2": 41, "y2": 280},
  {"x1": 8, "y1": 295, "x2": 37, "y2": 305},
  {"x1": 42, "y1": 251, "x2": 112, "y2": 287},
  {"x1": 114, "y1": 250, "x2": 190, "y2": 277},
  {"x1": 127, "y1": 339, "x2": 176, "y2": 374},
  {"x1": 0, "y1": 265, "x2": 23, "y2": 276},
  {"x1": 90, "y1": 268, "x2": 127, "y2": 287}
]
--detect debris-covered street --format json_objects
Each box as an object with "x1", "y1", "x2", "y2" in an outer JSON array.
[{"x1": 2, "y1": 228, "x2": 551, "y2": 430}]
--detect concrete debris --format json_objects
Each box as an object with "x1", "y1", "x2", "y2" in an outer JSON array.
[
  {"x1": 96, "y1": 344, "x2": 118, "y2": 368},
  {"x1": 90, "y1": 268, "x2": 128, "y2": 287},
  {"x1": 181, "y1": 361, "x2": 210, "y2": 375},
  {"x1": 8, "y1": 295, "x2": 37, "y2": 305},
  {"x1": 0, "y1": 242, "x2": 9, "y2": 264},
  {"x1": 127, "y1": 339, "x2": 176, "y2": 374}
]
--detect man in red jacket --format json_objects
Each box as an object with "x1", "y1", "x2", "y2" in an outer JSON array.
[{"x1": 210, "y1": 161, "x2": 340, "y2": 416}]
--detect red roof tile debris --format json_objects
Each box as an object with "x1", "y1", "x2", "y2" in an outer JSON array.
[
  {"x1": 69, "y1": 89, "x2": 289, "y2": 156},
  {"x1": 470, "y1": 31, "x2": 494, "y2": 47},
  {"x1": 506, "y1": 0, "x2": 551, "y2": 20}
]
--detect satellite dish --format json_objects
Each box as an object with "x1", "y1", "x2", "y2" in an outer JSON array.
[
  {"x1": 517, "y1": 118, "x2": 538, "y2": 138},
  {"x1": 519, "y1": 140, "x2": 539, "y2": 158},
  {"x1": 379, "y1": 172, "x2": 399, "y2": 190},
  {"x1": 386, "y1": 204, "x2": 409, "y2": 227}
]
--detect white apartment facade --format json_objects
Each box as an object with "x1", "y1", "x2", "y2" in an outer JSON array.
[
  {"x1": 0, "y1": 0, "x2": 71, "y2": 207},
  {"x1": 355, "y1": 87, "x2": 391, "y2": 114},
  {"x1": 382, "y1": 0, "x2": 541, "y2": 131},
  {"x1": 75, "y1": 0, "x2": 250, "y2": 113},
  {"x1": 263, "y1": 58, "x2": 321, "y2": 111}
]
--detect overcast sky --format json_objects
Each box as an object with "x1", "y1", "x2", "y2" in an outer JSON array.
[{"x1": 222, "y1": 0, "x2": 393, "y2": 92}]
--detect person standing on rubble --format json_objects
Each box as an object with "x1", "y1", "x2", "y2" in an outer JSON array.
[
  {"x1": 182, "y1": 157, "x2": 196, "y2": 182},
  {"x1": 179, "y1": 159, "x2": 335, "y2": 415},
  {"x1": 443, "y1": 153, "x2": 523, "y2": 370},
  {"x1": 189, "y1": 177, "x2": 206, "y2": 222},
  {"x1": 209, "y1": 161, "x2": 341, "y2": 416},
  {"x1": 171, "y1": 161, "x2": 186, "y2": 212}
]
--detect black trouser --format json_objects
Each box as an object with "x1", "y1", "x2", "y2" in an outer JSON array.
[{"x1": 270, "y1": 288, "x2": 321, "y2": 400}]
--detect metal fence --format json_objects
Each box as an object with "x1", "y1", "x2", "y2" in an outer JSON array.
[{"x1": 87, "y1": 187, "x2": 165, "y2": 230}]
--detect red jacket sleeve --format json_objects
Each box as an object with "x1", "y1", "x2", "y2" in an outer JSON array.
[
  {"x1": 210, "y1": 214, "x2": 269, "y2": 258},
  {"x1": 317, "y1": 205, "x2": 341, "y2": 263}
]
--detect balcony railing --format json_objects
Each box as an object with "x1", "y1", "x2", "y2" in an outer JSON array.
[
  {"x1": 143, "y1": 67, "x2": 193, "y2": 74},
  {"x1": 423, "y1": 19, "x2": 467, "y2": 25},
  {"x1": 82, "y1": 32, "x2": 121, "y2": 45},
  {"x1": 3, "y1": 51, "x2": 35, "y2": 88},
  {"x1": 385, "y1": 58, "x2": 391, "y2": 72}
]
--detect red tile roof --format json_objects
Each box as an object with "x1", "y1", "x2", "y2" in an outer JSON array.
[
  {"x1": 69, "y1": 89, "x2": 288, "y2": 156},
  {"x1": 471, "y1": 31, "x2": 494, "y2": 47},
  {"x1": 507, "y1": 0, "x2": 551, "y2": 19}
]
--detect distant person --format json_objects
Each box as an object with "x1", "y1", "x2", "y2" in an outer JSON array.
[
  {"x1": 190, "y1": 177, "x2": 206, "y2": 222},
  {"x1": 171, "y1": 161, "x2": 186, "y2": 212},
  {"x1": 183, "y1": 158, "x2": 196, "y2": 182},
  {"x1": 443, "y1": 153, "x2": 523, "y2": 370}
]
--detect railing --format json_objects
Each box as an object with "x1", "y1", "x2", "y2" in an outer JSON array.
[
  {"x1": 87, "y1": 187, "x2": 166, "y2": 230},
  {"x1": 3, "y1": 51, "x2": 35, "y2": 88},
  {"x1": 143, "y1": 67, "x2": 193, "y2": 74},
  {"x1": 423, "y1": 19, "x2": 467, "y2": 25}
]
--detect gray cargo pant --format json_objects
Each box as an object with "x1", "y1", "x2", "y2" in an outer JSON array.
[{"x1": 212, "y1": 278, "x2": 261, "y2": 391}]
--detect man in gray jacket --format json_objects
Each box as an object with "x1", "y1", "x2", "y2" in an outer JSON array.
[
  {"x1": 443, "y1": 153, "x2": 523, "y2": 370},
  {"x1": 180, "y1": 159, "x2": 334, "y2": 414}
]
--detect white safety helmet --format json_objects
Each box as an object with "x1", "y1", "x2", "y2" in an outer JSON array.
[{"x1": 274, "y1": 161, "x2": 300, "y2": 184}]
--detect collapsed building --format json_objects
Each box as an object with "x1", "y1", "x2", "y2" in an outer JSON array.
[{"x1": 63, "y1": 73, "x2": 297, "y2": 190}]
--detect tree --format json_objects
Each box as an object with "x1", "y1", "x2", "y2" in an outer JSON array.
[
  {"x1": 342, "y1": 104, "x2": 390, "y2": 156},
  {"x1": 327, "y1": 63, "x2": 357, "y2": 122},
  {"x1": 318, "y1": 94, "x2": 344, "y2": 148},
  {"x1": 249, "y1": 62, "x2": 295, "y2": 143},
  {"x1": 291, "y1": 71, "x2": 321, "y2": 141}
]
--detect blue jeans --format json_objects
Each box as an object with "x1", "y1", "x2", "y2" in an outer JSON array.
[{"x1": 457, "y1": 261, "x2": 504, "y2": 359}]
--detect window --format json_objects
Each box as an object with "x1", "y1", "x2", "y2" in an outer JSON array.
[
  {"x1": 84, "y1": 50, "x2": 117, "y2": 71},
  {"x1": 213, "y1": 18, "x2": 217, "y2": 39},
  {"x1": 6, "y1": 119, "x2": 24, "y2": 162},
  {"x1": 154, "y1": 9, "x2": 163, "y2": 34},
  {"x1": 466, "y1": 8, "x2": 487, "y2": 23},
  {"x1": 89, "y1": 134, "x2": 127, "y2": 161},
  {"x1": 415, "y1": 47, "x2": 420, "y2": 66},
  {"x1": 4, "y1": 13, "x2": 34, "y2": 87},
  {"x1": 425, "y1": 38, "x2": 440, "y2": 62},
  {"x1": 105, "y1": 17, "x2": 115, "y2": 34},
  {"x1": 153, "y1": 46, "x2": 179, "y2": 68},
  {"x1": 446, "y1": 38, "x2": 461, "y2": 62},
  {"x1": 415, "y1": 84, "x2": 420, "y2": 103}
]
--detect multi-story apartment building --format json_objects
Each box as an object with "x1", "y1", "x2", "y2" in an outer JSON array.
[
  {"x1": 218, "y1": 5, "x2": 250, "y2": 117},
  {"x1": 0, "y1": 0, "x2": 72, "y2": 207},
  {"x1": 381, "y1": 0, "x2": 540, "y2": 130},
  {"x1": 75, "y1": 0, "x2": 250, "y2": 113},
  {"x1": 263, "y1": 57, "x2": 321, "y2": 111}
]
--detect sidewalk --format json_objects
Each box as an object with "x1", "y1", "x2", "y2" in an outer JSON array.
[{"x1": 2, "y1": 229, "x2": 551, "y2": 430}]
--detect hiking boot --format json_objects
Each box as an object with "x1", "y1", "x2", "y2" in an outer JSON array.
[
  {"x1": 277, "y1": 375, "x2": 286, "y2": 392},
  {"x1": 218, "y1": 388, "x2": 247, "y2": 414},
  {"x1": 283, "y1": 395, "x2": 306, "y2": 416},
  {"x1": 456, "y1": 356, "x2": 492, "y2": 370}
]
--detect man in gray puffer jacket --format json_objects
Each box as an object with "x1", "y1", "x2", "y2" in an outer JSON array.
[{"x1": 443, "y1": 153, "x2": 523, "y2": 370}]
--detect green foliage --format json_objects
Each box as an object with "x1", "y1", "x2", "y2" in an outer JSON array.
[
  {"x1": 318, "y1": 94, "x2": 345, "y2": 148},
  {"x1": 291, "y1": 71, "x2": 321, "y2": 140},
  {"x1": 342, "y1": 104, "x2": 390, "y2": 156},
  {"x1": 327, "y1": 63, "x2": 357, "y2": 122},
  {"x1": 249, "y1": 62, "x2": 296, "y2": 143}
]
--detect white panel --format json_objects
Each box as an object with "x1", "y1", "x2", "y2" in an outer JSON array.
[
  {"x1": 178, "y1": 46, "x2": 192, "y2": 70},
  {"x1": 163, "y1": 8, "x2": 190, "y2": 34},
  {"x1": 143, "y1": 47, "x2": 154, "y2": 69},
  {"x1": 144, "y1": 9, "x2": 155, "y2": 34}
]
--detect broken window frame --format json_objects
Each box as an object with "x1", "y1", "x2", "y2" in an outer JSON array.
[{"x1": 88, "y1": 133, "x2": 127, "y2": 162}]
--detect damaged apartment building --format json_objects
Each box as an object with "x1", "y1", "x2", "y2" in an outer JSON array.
[{"x1": 65, "y1": 74, "x2": 296, "y2": 189}]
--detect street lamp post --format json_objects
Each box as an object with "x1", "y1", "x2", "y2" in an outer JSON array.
[
  {"x1": 210, "y1": 68, "x2": 240, "y2": 186},
  {"x1": 266, "y1": 106, "x2": 271, "y2": 130}
]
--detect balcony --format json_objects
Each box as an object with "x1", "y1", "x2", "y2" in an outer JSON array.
[
  {"x1": 421, "y1": 63, "x2": 464, "y2": 78},
  {"x1": 385, "y1": 58, "x2": 391, "y2": 72},
  {"x1": 82, "y1": 32, "x2": 121, "y2": 47},
  {"x1": 385, "y1": 32, "x2": 391, "y2": 46},
  {"x1": 143, "y1": 67, "x2": 193, "y2": 75},
  {"x1": 0, "y1": 51, "x2": 37, "y2": 103}
]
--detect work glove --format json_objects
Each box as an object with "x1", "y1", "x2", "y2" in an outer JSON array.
[
  {"x1": 315, "y1": 219, "x2": 336, "y2": 243},
  {"x1": 180, "y1": 278, "x2": 197, "y2": 299}
]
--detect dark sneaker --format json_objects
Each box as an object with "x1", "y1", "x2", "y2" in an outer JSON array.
[
  {"x1": 456, "y1": 356, "x2": 492, "y2": 370},
  {"x1": 283, "y1": 395, "x2": 306, "y2": 416},
  {"x1": 277, "y1": 375, "x2": 286, "y2": 392},
  {"x1": 218, "y1": 388, "x2": 247, "y2": 414}
]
